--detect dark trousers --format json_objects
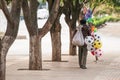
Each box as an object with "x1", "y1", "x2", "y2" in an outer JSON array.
[{"x1": 78, "y1": 46, "x2": 88, "y2": 67}]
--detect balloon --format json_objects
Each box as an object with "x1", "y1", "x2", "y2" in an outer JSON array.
[
  {"x1": 85, "y1": 9, "x2": 92, "y2": 20},
  {"x1": 91, "y1": 26, "x2": 95, "y2": 32},
  {"x1": 87, "y1": 18, "x2": 93, "y2": 23},
  {"x1": 93, "y1": 40, "x2": 102, "y2": 49},
  {"x1": 94, "y1": 49, "x2": 103, "y2": 57},
  {"x1": 85, "y1": 36, "x2": 94, "y2": 45},
  {"x1": 87, "y1": 9, "x2": 92, "y2": 15},
  {"x1": 93, "y1": 32, "x2": 101, "y2": 41},
  {"x1": 91, "y1": 51, "x2": 95, "y2": 55},
  {"x1": 91, "y1": 32, "x2": 94, "y2": 37},
  {"x1": 85, "y1": 15, "x2": 91, "y2": 20},
  {"x1": 94, "y1": 28, "x2": 97, "y2": 32},
  {"x1": 87, "y1": 44, "x2": 95, "y2": 52}
]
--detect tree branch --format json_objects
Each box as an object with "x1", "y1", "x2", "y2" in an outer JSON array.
[
  {"x1": 30, "y1": 0, "x2": 39, "y2": 30},
  {"x1": 22, "y1": 0, "x2": 33, "y2": 35},
  {"x1": 22, "y1": 0, "x2": 39, "y2": 36},
  {"x1": 63, "y1": 0, "x2": 71, "y2": 26},
  {"x1": 0, "y1": 0, "x2": 13, "y2": 25},
  {"x1": 38, "y1": 0, "x2": 60, "y2": 38}
]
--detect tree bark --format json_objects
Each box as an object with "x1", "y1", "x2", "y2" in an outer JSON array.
[
  {"x1": 0, "y1": 38, "x2": 5, "y2": 80},
  {"x1": 22, "y1": 0, "x2": 60, "y2": 70},
  {"x1": 64, "y1": 14, "x2": 77, "y2": 56},
  {"x1": 50, "y1": 20, "x2": 61, "y2": 61},
  {"x1": 0, "y1": 36, "x2": 15, "y2": 80},
  {"x1": 0, "y1": 0, "x2": 13, "y2": 26},
  {"x1": 0, "y1": 55, "x2": 6, "y2": 80},
  {"x1": 29, "y1": 35, "x2": 42, "y2": 70},
  {"x1": 0, "y1": 0, "x2": 22, "y2": 80},
  {"x1": 69, "y1": 27, "x2": 77, "y2": 55},
  {"x1": 63, "y1": 0, "x2": 82, "y2": 55},
  {"x1": 38, "y1": 0, "x2": 60, "y2": 38},
  {"x1": 39, "y1": 0, "x2": 60, "y2": 61},
  {"x1": 22, "y1": 0, "x2": 42, "y2": 70},
  {"x1": 48, "y1": 0, "x2": 62, "y2": 61}
]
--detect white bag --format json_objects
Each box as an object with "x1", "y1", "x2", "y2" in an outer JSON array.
[{"x1": 72, "y1": 26, "x2": 84, "y2": 46}]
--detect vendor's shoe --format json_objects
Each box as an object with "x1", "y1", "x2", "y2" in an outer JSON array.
[
  {"x1": 80, "y1": 65, "x2": 87, "y2": 69},
  {"x1": 80, "y1": 65, "x2": 83, "y2": 68}
]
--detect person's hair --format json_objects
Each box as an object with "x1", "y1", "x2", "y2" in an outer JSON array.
[{"x1": 80, "y1": 19, "x2": 86, "y2": 25}]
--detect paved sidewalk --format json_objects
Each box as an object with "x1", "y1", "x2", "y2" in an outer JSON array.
[
  {"x1": 6, "y1": 22, "x2": 120, "y2": 80},
  {"x1": 94, "y1": 57, "x2": 120, "y2": 80},
  {"x1": 6, "y1": 52, "x2": 120, "y2": 80}
]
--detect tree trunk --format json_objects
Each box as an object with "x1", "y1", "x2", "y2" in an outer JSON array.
[
  {"x1": 0, "y1": 55, "x2": 6, "y2": 80},
  {"x1": 29, "y1": 35, "x2": 42, "y2": 70},
  {"x1": 22, "y1": 0, "x2": 60, "y2": 70},
  {"x1": 0, "y1": 38, "x2": 5, "y2": 80},
  {"x1": 0, "y1": 36, "x2": 12, "y2": 80},
  {"x1": 64, "y1": 16, "x2": 77, "y2": 56},
  {"x1": 63, "y1": 0, "x2": 82, "y2": 56},
  {"x1": 47, "y1": 0, "x2": 61, "y2": 61},
  {"x1": 22, "y1": 0, "x2": 42, "y2": 70},
  {"x1": 69, "y1": 27, "x2": 76, "y2": 55},
  {"x1": 0, "y1": 36, "x2": 17, "y2": 80},
  {"x1": 0, "y1": 0, "x2": 22, "y2": 80},
  {"x1": 50, "y1": 20, "x2": 61, "y2": 61}
]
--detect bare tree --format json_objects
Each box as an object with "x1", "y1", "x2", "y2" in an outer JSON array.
[
  {"x1": 22, "y1": 0, "x2": 60, "y2": 70},
  {"x1": 47, "y1": 0, "x2": 62, "y2": 61},
  {"x1": 0, "y1": 0, "x2": 22, "y2": 80}
]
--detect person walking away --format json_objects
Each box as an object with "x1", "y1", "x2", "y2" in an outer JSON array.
[{"x1": 78, "y1": 19, "x2": 91, "y2": 69}]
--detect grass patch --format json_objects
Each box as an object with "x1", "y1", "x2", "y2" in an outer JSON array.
[{"x1": 92, "y1": 16, "x2": 120, "y2": 27}]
